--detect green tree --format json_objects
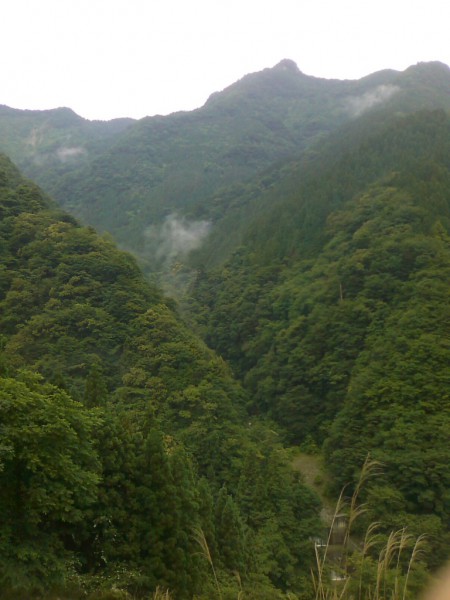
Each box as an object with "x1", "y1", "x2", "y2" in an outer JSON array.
[
  {"x1": 83, "y1": 362, "x2": 108, "y2": 407},
  {"x1": 215, "y1": 486, "x2": 248, "y2": 574},
  {"x1": 0, "y1": 371, "x2": 100, "y2": 592}
]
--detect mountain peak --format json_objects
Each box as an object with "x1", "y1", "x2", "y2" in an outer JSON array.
[
  {"x1": 273, "y1": 59, "x2": 301, "y2": 74},
  {"x1": 409, "y1": 60, "x2": 450, "y2": 72}
]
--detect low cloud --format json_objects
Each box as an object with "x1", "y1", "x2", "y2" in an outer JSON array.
[
  {"x1": 56, "y1": 146, "x2": 87, "y2": 162},
  {"x1": 145, "y1": 214, "x2": 211, "y2": 264},
  {"x1": 346, "y1": 85, "x2": 400, "y2": 117}
]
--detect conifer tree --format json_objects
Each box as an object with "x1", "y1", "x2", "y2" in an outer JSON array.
[{"x1": 215, "y1": 486, "x2": 248, "y2": 574}]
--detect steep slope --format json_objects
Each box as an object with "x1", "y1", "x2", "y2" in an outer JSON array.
[
  {"x1": 0, "y1": 155, "x2": 321, "y2": 599},
  {"x1": 0, "y1": 151, "x2": 243, "y2": 468},
  {"x1": 1, "y1": 61, "x2": 449, "y2": 275},
  {"x1": 188, "y1": 109, "x2": 450, "y2": 563},
  {"x1": 43, "y1": 61, "x2": 450, "y2": 268},
  {"x1": 188, "y1": 62, "x2": 450, "y2": 270},
  {"x1": 235, "y1": 108, "x2": 450, "y2": 264}
]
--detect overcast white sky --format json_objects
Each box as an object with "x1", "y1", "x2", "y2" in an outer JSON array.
[{"x1": 1, "y1": 0, "x2": 448, "y2": 121}]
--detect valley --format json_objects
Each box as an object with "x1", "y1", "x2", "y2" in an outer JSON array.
[{"x1": 0, "y1": 59, "x2": 449, "y2": 599}]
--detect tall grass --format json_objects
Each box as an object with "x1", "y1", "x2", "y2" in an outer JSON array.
[
  {"x1": 151, "y1": 588, "x2": 173, "y2": 600},
  {"x1": 192, "y1": 526, "x2": 223, "y2": 600},
  {"x1": 151, "y1": 456, "x2": 429, "y2": 600},
  {"x1": 312, "y1": 456, "x2": 427, "y2": 600}
]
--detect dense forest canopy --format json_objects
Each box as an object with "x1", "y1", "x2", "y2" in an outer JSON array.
[
  {"x1": 0, "y1": 154, "x2": 322, "y2": 599},
  {"x1": 2, "y1": 61, "x2": 450, "y2": 271},
  {"x1": 188, "y1": 109, "x2": 450, "y2": 568},
  {"x1": 1, "y1": 59, "x2": 450, "y2": 599}
]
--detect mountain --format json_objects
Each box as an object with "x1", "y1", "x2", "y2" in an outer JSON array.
[
  {"x1": 2, "y1": 61, "x2": 449, "y2": 273},
  {"x1": 186, "y1": 61, "x2": 450, "y2": 270},
  {"x1": 188, "y1": 108, "x2": 450, "y2": 566},
  {"x1": 38, "y1": 59, "x2": 363, "y2": 256},
  {"x1": 0, "y1": 104, "x2": 133, "y2": 189},
  {"x1": 0, "y1": 154, "x2": 321, "y2": 599},
  {"x1": 2, "y1": 58, "x2": 450, "y2": 597}
]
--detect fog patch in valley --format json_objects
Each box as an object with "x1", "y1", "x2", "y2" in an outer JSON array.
[
  {"x1": 57, "y1": 146, "x2": 87, "y2": 162},
  {"x1": 145, "y1": 213, "x2": 212, "y2": 265}
]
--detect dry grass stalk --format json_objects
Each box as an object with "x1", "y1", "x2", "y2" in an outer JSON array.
[
  {"x1": 152, "y1": 587, "x2": 173, "y2": 599},
  {"x1": 313, "y1": 455, "x2": 426, "y2": 600},
  {"x1": 402, "y1": 534, "x2": 427, "y2": 600},
  {"x1": 314, "y1": 488, "x2": 348, "y2": 600},
  {"x1": 192, "y1": 526, "x2": 222, "y2": 600},
  {"x1": 357, "y1": 521, "x2": 381, "y2": 600}
]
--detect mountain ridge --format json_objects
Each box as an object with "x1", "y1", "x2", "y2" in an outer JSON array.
[
  {"x1": 1, "y1": 59, "x2": 445, "y2": 272},
  {"x1": 186, "y1": 108, "x2": 450, "y2": 566},
  {"x1": 1, "y1": 58, "x2": 450, "y2": 597}
]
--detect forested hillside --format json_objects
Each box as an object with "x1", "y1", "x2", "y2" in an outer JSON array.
[
  {"x1": 187, "y1": 63, "x2": 450, "y2": 270},
  {"x1": 0, "y1": 104, "x2": 133, "y2": 189},
  {"x1": 188, "y1": 109, "x2": 450, "y2": 567},
  {"x1": 36, "y1": 61, "x2": 450, "y2": 269},
  {"x1": 1, "y1": 59, "x2": 450, "y2": 599},
  {"x1": 0, "y1": 155, "x2": 321, "y2": 599},
  {"x1": 2, "y1": 61, "x2": 450, "y2": 272}
]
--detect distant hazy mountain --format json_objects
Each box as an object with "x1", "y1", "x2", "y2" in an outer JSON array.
[
  {"x1": 2, "y1": 59, "x2": 450, "y2": 589},
  {"x1": 0, "y1": 104, "x2": 133, "y2": 188},
  {"x1": 2, "y1": 60, "x2": 449, "y2": 271}
]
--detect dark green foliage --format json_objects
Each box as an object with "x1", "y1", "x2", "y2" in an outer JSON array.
[
  {"x1": 324, "y1": 217, "x2": 450, "y2": 557},
  {"x1": 2, "y1": 62, "x2": 450, "y2": 598},
  {"x1": 214, "y1": 486, "x2": 248, "y2": 573},
  {"x1": 92, "y1": 418, "x2": 202, "y2": 598},
  {"x1": 0, "y1": 156, "x2": 321, "y2": 598},
  {"x1": 189, "y1": 110, "x2": 450, "y2": 571},
  {"x1": 235, "y1": 437, "x2": 321, "y2": 592},
  {"x1": 0, "y1": 371, "x2": 100, "y2": 591},
  {"x1": 3, "y1": 62, "x2": 450, "y2": 275},
  {"x1": 84, "y1": 363, "x2": 108, "y2": 407}
]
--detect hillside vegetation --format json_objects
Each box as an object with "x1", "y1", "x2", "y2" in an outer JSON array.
[
  {"x1": 2, "y1": 61, "x2": 450, "y2": 271},
  {"x1": 1, "y1": 59, "x2": 450, "y2": 599},
  {"x1": 0, "y1": 104, "x2": 133, "y2": 190},
  {"x1": 188, "y1": 109, "x2": 450, "y2": 567},
  {"x1": 0, "y1": 155, "x2": 322, "y2": 599}
]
